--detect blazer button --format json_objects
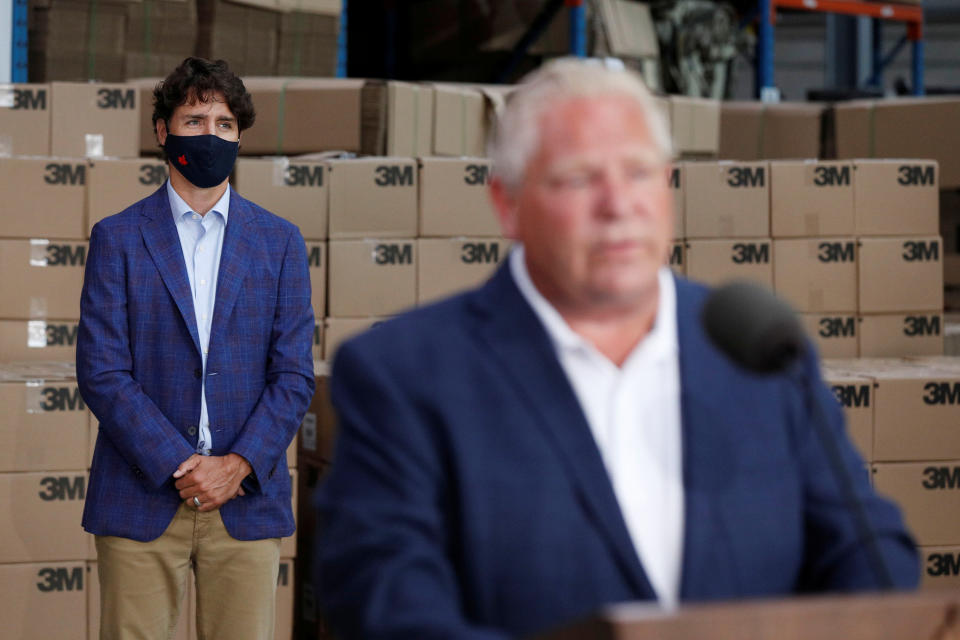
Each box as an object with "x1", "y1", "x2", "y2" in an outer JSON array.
[
  {"x1": 194, "y1": 368, "x2": 202, "y2": 379},
  {"x1": 188, "y1": 426, "x2": 197, "y2": 436}
]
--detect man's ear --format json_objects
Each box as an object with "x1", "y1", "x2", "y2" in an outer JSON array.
[
  {"x1": 156, "y1": 119, "x2": 168, "y2": 146},
  {"x1": 489, "y1": 176, "x2": 520, "y2": 239}
]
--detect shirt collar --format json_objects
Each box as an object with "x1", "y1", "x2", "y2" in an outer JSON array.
[
  {"x1": 509, "y1": 245, "x2": 678, "y2": 366},
  {"x1": 167, "y1": 179, "x2": 230, "y2": 225}
]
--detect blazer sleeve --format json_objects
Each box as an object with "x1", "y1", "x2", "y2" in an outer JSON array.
[
  {"x1": 228, "y1": 226, "x2": 316, "y2": 493},
  {"x1": 314, "y1": 339, "x2": 509, "y2": 640},
  {"x1": 77, "y1": 222, "x2": 196, "y2": 489},
  {"x1": 792, "y1": 347, "x2": 920, "y2": 591}
]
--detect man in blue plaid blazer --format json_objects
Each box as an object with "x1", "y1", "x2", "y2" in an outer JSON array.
[{"x1": 77, "y1": 58, "x2": 315, "y2": 640}]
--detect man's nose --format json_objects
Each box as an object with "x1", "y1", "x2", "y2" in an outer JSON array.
[{"x1": 597, "y1": 172, "x2": 632, "y2": 218}]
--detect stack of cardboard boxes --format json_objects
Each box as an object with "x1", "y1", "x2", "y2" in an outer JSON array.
[
  {"x1": 823, "y1": 357, "x2": 960, "y2": 592},
  {"x1": 28, "y1": 0, "x2": 339, "y2": 82},
  {"x1": 3, "y1": 74, "x2": 960, "y2": 634},
  {"x1": 671, "y1": 158, "x2": 944, "y2": 359}
]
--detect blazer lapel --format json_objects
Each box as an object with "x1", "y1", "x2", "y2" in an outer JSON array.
[
  {"x1": 674, "y1": 277, "x2": 742, "y2": 601},
  {"x1": 209, "y1": 193, "x2": 253, "y2": 340},
  {"x1": 139, "y1": 186, "x2": 202, "y2": 355},
  {"x1": 470, "y1": 264, "x2": 657, "y2": 600}
]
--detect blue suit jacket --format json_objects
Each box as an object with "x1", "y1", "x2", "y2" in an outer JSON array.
[
  {"x1": 78, "y1": 185, "x2": 315, "y2": 542},
  {"x1": 316, "y1": 263, "x2": 918, "y2": 639}
]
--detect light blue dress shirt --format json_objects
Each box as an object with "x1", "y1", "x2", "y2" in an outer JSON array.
[{"x1": 167, "y1": 180, "x2": 229, "y2": 455}]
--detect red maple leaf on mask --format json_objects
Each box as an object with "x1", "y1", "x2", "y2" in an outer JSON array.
[{"x1": 178, "y1": 155, "x2": 188, "y2": 165}]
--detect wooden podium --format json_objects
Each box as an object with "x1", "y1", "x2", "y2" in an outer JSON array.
[{"x1": 533, "y1": 591, "x2": 960, "y2": 640}]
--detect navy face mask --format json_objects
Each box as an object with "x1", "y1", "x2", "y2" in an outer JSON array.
[{"x1": 163, "y1": 133, "x2": 239, "y2": 189}]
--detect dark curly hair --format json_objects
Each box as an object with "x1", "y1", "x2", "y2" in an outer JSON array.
[{"x1": 152, "y1": 57, "x2": 256, "y2": 153}]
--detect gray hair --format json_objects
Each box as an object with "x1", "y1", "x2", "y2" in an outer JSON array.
[{"x1": 488, "y1": 58, "x2": 673, "y2": 192}]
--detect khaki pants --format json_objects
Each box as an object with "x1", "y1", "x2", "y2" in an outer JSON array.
[{"x1": 95, "y1": 502, "x2": 281, "y2": 640}]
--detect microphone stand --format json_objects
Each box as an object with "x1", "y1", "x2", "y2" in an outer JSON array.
[{"x1": 792, "y1": 353, "x2": 894, "y2": 590}]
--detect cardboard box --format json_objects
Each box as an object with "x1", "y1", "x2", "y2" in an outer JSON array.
[
  {"x1": 361, "y1": 80, "x2": 434, "y2": 157},
  {"x1": 323, "y1": 317, "x2": 387, "y2": 364},
  {"x1": 87, "y1": 158, "x2": 168, "y2": 233},
  {"x1": 834, "y1": 97, "x2": 960, "y2": 190},
  {"x1": 668, "y1": 241, "x2": 685, "y2": 276},
  {"x1": 821, "y1": 367, "x2": 874, "y2": 462},
  {"x1": 719, "y1": 102, "x2": 823, "y2": 161},
  {"x1": 801, "y1": 314, "x2": 859, "y2": 359},
  {"x1": 0, "y1": 84, "x2": 51, "y2": 155},
  {"x1": 858, "y1": 236, "x2": 943, "y2": 313},
  {"x1": 299, "y1": 365, "x2": 337, "y2": 464},
  {"x1": 867, "y1": 365, "x2": 960, "y2": 461},
  {"x1": 276, "y1": 558, "x2": 295, "y2": 640},
  {"x1": 305, "y1": 241, "x2": 327, "y2": 323},
  {"x1": 50, "y1": 82, "x2": 140, "y2": 158},
  {"x1": 670, "y1": 163, "x2": 684, "y2": 239},
  {"x1": 0, "y1": 157, "x2": 87, "y2": 239},
  {"x1": 773, "y1": 238, "x2": 857, "y2": 312},
  {"x1": 129, "y1": 77, "x2": 162, "y2": 156},
  {"x1": 669, "y1": 96, "x2": 720, "y2": 157},
  {"x1": 0, "y1": 320, "x2": 79, "y2": 361},
  {"x1": 0, "y1": 561, "x2": 87, "y2": 640},
  {"x1": 920, "y1": 546, "x2": 960, "y2": 591},
  {"x1": 238, "y1": 78, "x2": 366, "y2": 156},
  {"x1": 417, "y1": 238, "x2": 508, "y2": 305},
  {"x1": 0, "y1": 471, "x2": 88, "y2": 562},
  {"x1": 0, "y1": 240, "x2": 86, "y2": 320},
  {"x1": 311, "y1": 318, "x2": 324, "y2": 361},
  {"x1": 87, "y1": 560, "x2": 191, "y2": 640},
  {"x1": 327, "y1": 239, "x2": 417, "y2": 316},
  {"x1": 196, "y1": 0, "x2": 280, "y2": 77},
  {"x1": 277, "y1": 10, "x2": 338, "y2": 76},
  {"x1": 685, "y1": 239, "x2": 773, "y2": 288},
  {"x1": 418, "y1": 157, "x2": 499, "y2": 237},
  {"x1": 0, "y1": 371, "x2": 89, "y2": 472},
  {"x1": 0, "y1": 160, "x2": 86, "y2": 242},
  {"x1": 718, "y1": 102, "x2": 763, "y2": 160},
  {"x1": 29, "y1": 0, "x2": 127, "y2": 83},
  {"x1": 761, "y1": 103, "x2": 824, "y2": 160},
  {"x1": 873, "y1": 462, "x2": 960, "y2": 545},
  {"x1": 684, "y1": 162, "x2": 769, "y2": 238},
  {"x1": 431, "y1": 84, "x2": 486, "y2": 157},
  {"x1": 770, "y1": 161, "x2": 855, "y2": 237},
  {"x1": 859, "y1": 313, "x2": 944, "y2": 358},
  {"x1": 328, "y1": 158, "x2": 418, "y2": 239},
  {"x1": 234, "y1": 158, "x2": 328, "y2": 240},
  {"x1": 853, "y1": 160, "x2": 938, "y2": 236}
]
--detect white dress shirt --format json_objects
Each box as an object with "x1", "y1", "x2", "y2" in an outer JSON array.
[
  {"x1": 509, "y1": 246, "x2": 685, "y2": 607},
  {"x1": 168, "y1": 180, "x2": 229, "y2": 455}
]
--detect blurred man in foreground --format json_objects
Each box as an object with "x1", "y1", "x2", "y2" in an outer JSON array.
[{"x1": 316, "y1": 59, "x2": 918, "y2": 639}]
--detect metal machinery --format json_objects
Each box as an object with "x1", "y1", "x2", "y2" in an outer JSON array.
[{"x1": 651, "y1": 0, "x2": 751, "y2": 98}]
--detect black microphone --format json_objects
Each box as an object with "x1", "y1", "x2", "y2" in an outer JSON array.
[
  {"x1": 702, "y1": 280, "x2": 805, "y2": 374},
  {"x1": 701, "y1": 280, "x2": 895, "y2": 590}
]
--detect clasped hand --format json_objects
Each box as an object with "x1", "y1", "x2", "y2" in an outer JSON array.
[{"x1": 173, "y1": 453, "x2": 252, "y2": 512}]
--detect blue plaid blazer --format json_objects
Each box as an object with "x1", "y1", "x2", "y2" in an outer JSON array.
[{"x1": 78, "y1": 185, "x2": 315, "y2": 541}]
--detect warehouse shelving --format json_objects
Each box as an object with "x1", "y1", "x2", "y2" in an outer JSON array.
[{"x1": 757, "y1": 0, "x2": 925, "y2": 97}]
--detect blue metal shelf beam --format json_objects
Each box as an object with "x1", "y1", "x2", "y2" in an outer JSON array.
[
  {"x1": 757, "y1": 0, "x2": 925, "y2": 97},
  {"x1": 12, "y1": 0, "x2": 27, "y2": 82}
]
